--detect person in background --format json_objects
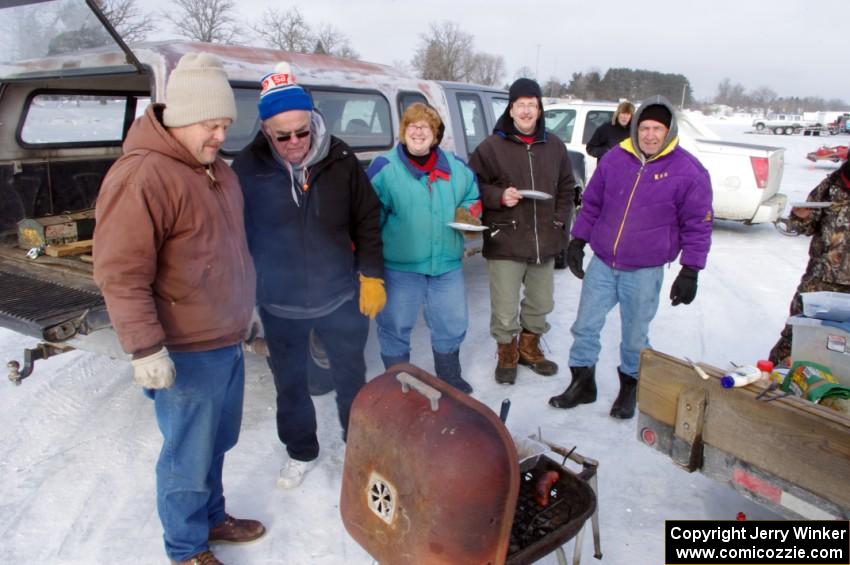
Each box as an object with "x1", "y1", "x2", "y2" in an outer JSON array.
[
  {"x1": 94, "y1": 52, "x2": 264, "y2": 565},
  {"x1": 550, "y1": 95, "x2": 713, "y2": 419},
  {"x1": 367, "y1": 103, "x2": 481, "y2": 393},
  {"x1": 585, "y1": 101, "x2": 635, "y2": 160},
  {"x1": 768, "y1": 156, "x2": 850, "y2": 366},
  {"x1": 469, "y1": 78, "x2": 575, "y2": 386},
  {"x1": 232, "y1": 62, "x2": 384, "y2": 490}
]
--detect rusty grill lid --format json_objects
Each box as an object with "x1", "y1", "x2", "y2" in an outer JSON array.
[{"x1": 340, "y1": 364, "x2": 519, "y2": 565}]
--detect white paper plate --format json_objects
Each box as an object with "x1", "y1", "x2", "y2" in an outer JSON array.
[
  {"x1": 789, "y1": 201, "x2": 832, "y2": 209},
  {"x1": 517, "y1": 189, "x2": 553, "y2": 200},
  {"x1": 447, "y1": 222, "x2": 488, "y2": 232}
]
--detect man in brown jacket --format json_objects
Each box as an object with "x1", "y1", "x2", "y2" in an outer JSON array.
[
  {"x1": 94, "y1": 52, "x2": 263, "y2": 565},
  {"x1": 469, "y1": 78, "x2": 575, "y2": 385}
]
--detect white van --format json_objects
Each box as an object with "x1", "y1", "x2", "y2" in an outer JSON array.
[{"x1": 543, "y1": 100, "x2": 787, "y2": 224}]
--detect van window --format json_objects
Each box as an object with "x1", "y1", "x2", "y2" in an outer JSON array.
[
  {"x1": 492, "y1": 98, "x2": 508, "y2": 120},
  {"x1": 544, "y1": 109, "x2": 577, "y2": 142},
  {"x1": 312, "y1": 90, "x2": 393, "y2": 150},
  {"x1": 582, "y1": 111, "x2": 614, "y2": 144},
  {"x1": 19, "y1": 92, "x2": 149, "y2": 147},
  {"x1": 223, "y1": 88, "x2": 261, "y2": 154},
  {"x1": 398, "y1": 91, "x2": 428, "y2": 117},
  {"x1": 457, "y1": 94, "x2": 487, "y2": 154}
]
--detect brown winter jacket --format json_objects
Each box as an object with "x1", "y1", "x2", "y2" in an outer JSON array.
[
  {"x1": 94, "y1": 105, "x2": 256, "y2": 355},
  {"x1": 469, "y1": 114, "x2": 575, "y2": 263}
]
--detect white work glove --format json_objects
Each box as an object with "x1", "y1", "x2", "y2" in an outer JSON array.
[
  {"x1": 130, "y1": 347, "x2": 175, "y2": 389},
  {"x1": 245, "y1": 307, "x2": 263, "y2": 342}
]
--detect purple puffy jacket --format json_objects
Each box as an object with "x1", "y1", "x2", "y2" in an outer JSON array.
[{"x1": 571, "y1": 137, "x2": 713, "y2": 271}]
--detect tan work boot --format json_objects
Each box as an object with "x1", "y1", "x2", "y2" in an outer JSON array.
[
  {"x1": 518, "y1": 329, "x2": 558, "y2": 376},
  {"x1": 208, "y1": 513, "x2": 266, "y2": 544},
  {"x1": 172, "y1": 550, "x2": 223, "y2": 565},
  {"x1": 495, "y1": 337, "x2": 519, "y2": 385}
]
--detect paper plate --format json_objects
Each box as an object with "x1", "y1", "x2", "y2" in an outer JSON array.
[
  {"x1": 789, "y1": 202, "x2": 831, "y2": 209},
  {"x1": 517, "y1": 190, "x2": 553, "y2": 200},
  {"x1": 447, "y1": 222, "x2": 489, "y2": 232}
]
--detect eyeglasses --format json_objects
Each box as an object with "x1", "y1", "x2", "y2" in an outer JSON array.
[
  {"x1": 275, "y1": 128, "x2": 311, "y2": 143},
  {"x1": 513, "y1": 103, "x2": 539, "y2": 112},
  {"x1": 406, "y1": 124, "x2": 432, "y2": 133}
]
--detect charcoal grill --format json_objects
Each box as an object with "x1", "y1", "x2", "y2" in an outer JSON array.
[{"x1": 341, "y1": 363, "x2": 602, "y2": 564}]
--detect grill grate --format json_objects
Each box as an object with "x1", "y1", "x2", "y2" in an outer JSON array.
[
  {"x1": 0, "y1": 270, "x2": 103, "y2": 326},
  {"x1": 507, "y1": 456, "x2": 596, "y2": 563}
]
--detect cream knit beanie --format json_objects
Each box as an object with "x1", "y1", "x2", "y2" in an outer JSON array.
[{"x1": 163, "y1": 52, "x2": 237, "y2": 127}]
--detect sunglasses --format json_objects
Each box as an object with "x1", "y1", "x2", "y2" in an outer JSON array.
[{"x1": 275, "y1": 129, "x2": 311, "y2": 142}]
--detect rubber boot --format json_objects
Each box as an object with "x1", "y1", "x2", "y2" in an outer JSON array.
[
  {"x1": 518, "y1": 329, "x2": 558, "y2": 376},
  {"x1": 381, "y1": 353, "x2": 409, "y2": 370},
  {"x1": 495, "y1": 338, "x2": 519, "y2": 385},
  {"x1": 433, "y1": 349, "x2": 473, "y2": 394},
  {"x1": 548, "y1": 366, "x2": 597, "y2": 408},
  {"x1": 610, "y1": 368, "x2": 638, "y2": 419}
]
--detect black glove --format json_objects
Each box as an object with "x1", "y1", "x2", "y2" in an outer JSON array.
[
  {"x1": 670, "y1": 266, "x2": 698, "y2": 306},
  {"x1": 566, "y1": 238, "x2": 587, "y2": 279}
]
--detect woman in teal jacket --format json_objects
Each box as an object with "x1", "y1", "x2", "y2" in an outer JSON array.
[{"x1": 366, "y1": 103, "x2": 481, "y2": 393}]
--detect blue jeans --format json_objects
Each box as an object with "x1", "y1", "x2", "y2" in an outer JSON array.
[
  {"x1": 376, "y1": 267, "x2": 468, "y2": 358},
  {"x1": 150, "y1": 345, "x2": 245, "y2": 562},
  {"x1": 569, "y1": 256, "x2": 664, "y2": 377},
  {"x1": 261, "y1": 297, "x2": 368, "y2": 460}
]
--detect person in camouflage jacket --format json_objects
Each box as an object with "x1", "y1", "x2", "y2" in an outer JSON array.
[{"x1": 769, "y1": 158, "x2": 850, "y2": 366}]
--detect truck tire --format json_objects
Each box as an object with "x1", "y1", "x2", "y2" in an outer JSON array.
[
  {"x1": 773, "y1": 127, "x2": 783, "y2": 135},
  {"x1": 785, "y1": 127, "x2": 795, "y2": 135},
  {"x1": 755, "y1": 123, "x2": 765, "y2": 131}
]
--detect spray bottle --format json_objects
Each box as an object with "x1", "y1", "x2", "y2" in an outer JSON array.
[{"x1": 721, "y1": 360, "x2": 774, "y2": 389}]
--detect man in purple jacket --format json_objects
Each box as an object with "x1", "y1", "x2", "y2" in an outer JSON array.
[{"x1": 549, "y1": 95, "x2": 713, "y2": 419}]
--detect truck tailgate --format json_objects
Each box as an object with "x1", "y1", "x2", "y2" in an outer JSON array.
[{"x1": 692, "y1": 139, "x2": 785, "y2": 200}]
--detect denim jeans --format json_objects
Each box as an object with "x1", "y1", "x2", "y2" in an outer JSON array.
[
  {"x1": 569, "y1": 255, "x2": 664, "y2": 377},
  {"x1": 376, "y1": 267, "x2": 468, "y2": 358},
  {"x1": 260, "y1": 297, "x2": 368, "y2": 460},
  {"x1": 150, "y1": 345, "x2": 244, "y2": 562}
]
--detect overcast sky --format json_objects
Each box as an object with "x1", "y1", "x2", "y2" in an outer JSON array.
[{"x1": 151, "y1": 0, "x2": 848, "y2": 103}]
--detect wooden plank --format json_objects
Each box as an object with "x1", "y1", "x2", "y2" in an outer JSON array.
[
  {"x1": 638, "y1": 349, "x2": 850, "y2": 511},
  {"x1": 78, "y1": 254, "x2": 94, "y2": 264},
  {"x1": 44, "y1": 240, "x2": 93, "y2": 258}
]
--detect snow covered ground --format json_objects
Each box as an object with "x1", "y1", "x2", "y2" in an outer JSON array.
[{"x1": 0, "y1": 123, "x2": 845, "y2": 564}]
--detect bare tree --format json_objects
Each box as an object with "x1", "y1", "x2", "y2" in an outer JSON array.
[
  {"x1": 411, "y1": 21, "x2": 474, "y2": 81},
  {"x1": 749, "y1": 86, "x2": 778, "y2": 109},
  {"x1": 466, "y1": 53, "x2": 505, "y2": 86},
  {"x1": 542, "y1": 77, "x2": 567, "y2": 98},
  {"x1": 95, "y1": 0, "x2": 156, "y2": 43},
  {"x1": 164, "y1": 0, "x2": 239, "y2": 43},
  {"x1": 513, "y1": 65, "x2": 536, "y2": 81},
  {"x1": 314, "y1": 23, "x2": 359, "y2": 59},
  {"x1": 252, "y1": 7, "x2": 313, "y2": 52}
]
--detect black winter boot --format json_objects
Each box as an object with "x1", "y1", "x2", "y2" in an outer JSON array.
[
  {"x1": 548, "y1": 366, "x2": 596, "y2": 408},
  {"x1": 610, "y1": 368, "x2": 638, "y2": 419},
  {"x1": 433, "y1": 349, "x2": 473, "y2": 394}
]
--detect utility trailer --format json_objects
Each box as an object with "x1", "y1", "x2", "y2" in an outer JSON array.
[{"x1": 636, "y1": 349, "x2": 850, "y2": 521}]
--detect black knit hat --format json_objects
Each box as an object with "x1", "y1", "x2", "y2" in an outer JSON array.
[
  {"x1": 509, "y1": 78, "x2": 542, "y2": 103},
  {"x1": 638, "y1": 104, "x2": 672, "y2": 128}
]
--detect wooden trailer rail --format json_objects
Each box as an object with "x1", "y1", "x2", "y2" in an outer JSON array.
[{"x1": 637, "y1": 349, "x2": 850, "y2": 519}]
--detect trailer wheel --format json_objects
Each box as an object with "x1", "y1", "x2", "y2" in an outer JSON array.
[
  {"x1": 785, "y1": 127, "x2": 795, "y2": 135},
  {"x1": 773, "y1": 127, "x2": 783, "y2": 135}
]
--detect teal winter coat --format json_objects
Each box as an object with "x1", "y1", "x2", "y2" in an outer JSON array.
[{"x1": 367, "y1": 145, "x2": 480, "y2": 275}]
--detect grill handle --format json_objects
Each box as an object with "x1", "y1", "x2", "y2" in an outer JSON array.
[{"x1": 396, "y1": 371, "x2": 442, "y2": 411}]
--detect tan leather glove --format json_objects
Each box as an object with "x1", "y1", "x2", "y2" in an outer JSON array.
[
  {"x1": 130, "y1": 347, "x2": 175, "y2": 389},
  {"x1": 359, "y1": 274, "x2": 386, "y2": 319}
]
